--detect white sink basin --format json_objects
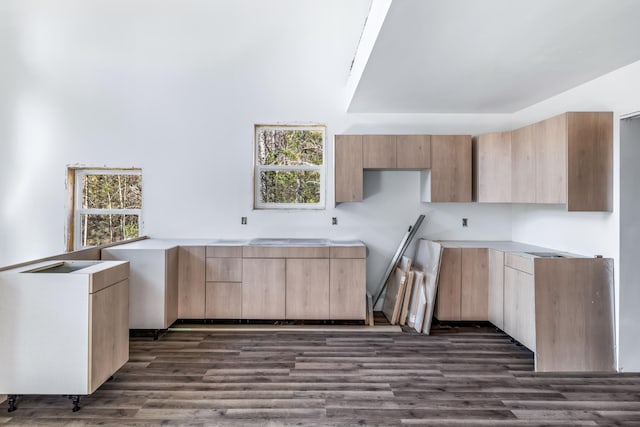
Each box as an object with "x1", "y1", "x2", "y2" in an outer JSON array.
[{"x1": 249, "y1": 238, "x2": 329, "y2": 246}]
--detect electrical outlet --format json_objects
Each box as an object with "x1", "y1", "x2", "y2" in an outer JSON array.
[
  {"x1": 241, "y1": 217, "x2": 247, "y2": 225},
  {"x1": 462, "y1": 218, "x2": 468, "y2": 227},
  {"x1": 332, "y1": 217, "x2": 338, "y2": 225}
]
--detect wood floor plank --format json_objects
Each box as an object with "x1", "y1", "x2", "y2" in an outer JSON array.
[{"x1": 4, "y1": 322, "x2": 640, "y2": 426}]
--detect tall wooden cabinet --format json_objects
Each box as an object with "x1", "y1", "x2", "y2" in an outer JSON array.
[
  {"x1": 429, "y1": 135, "x2": 472, "y2": 203},
  {"x1": 474, "y1": 131, "x2": 511, "y2": 203},
  {"x1": 335, "y1": 135, "x2": 363, "y2": 203}
]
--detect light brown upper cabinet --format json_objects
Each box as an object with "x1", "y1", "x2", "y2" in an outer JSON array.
[
  {"x1": 474, "y1": 131, "x2": 511, "y2": 203},
  {"x1": 396, "y1": 135, "x2": 431, "y2": 169},
  {"x1": 362, "y1": 135, "x2": 431, "y2": 169},
  {"x1": 363, "y1": 135, "x2": 396, "y2": 168},
  {"x1": 476, "y1": 112, "x2": 613, "y2": 211},
  {"x1": 511, "y1": 125, "x2": 536, "y2": 203},
  {"x1": 428, "y1": 135, "x2": 473, "y2": 202},
  {"x1": 335, "y1": 135, "x2": 363, "y2": 203}
]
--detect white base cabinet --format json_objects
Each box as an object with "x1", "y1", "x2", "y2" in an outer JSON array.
[{"x1": 0, "y1": 260, "x2": 129, "y2": 409}]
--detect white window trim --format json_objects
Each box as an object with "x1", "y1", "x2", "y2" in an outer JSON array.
[
  {"x1": 254, "y1": 125, "x2": 326, "y2": 210},
  {"x1": 73, "y1": 168, "x2": 142, "y2": 250}
]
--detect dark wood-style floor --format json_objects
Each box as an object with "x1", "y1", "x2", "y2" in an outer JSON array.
[{"x1": 3, "y1": 322, "x2": 640, "y2": 426}]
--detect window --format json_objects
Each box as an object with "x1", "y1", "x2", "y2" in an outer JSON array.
[
  {"x1": 254, "y1": 125, "x2": 326, "y2": 209},
  {"x1": 67, "y1": 168, "x2": 142, "y2": 250}
]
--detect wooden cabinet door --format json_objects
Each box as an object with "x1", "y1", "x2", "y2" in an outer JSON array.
[
  {"x1": 516, "y1": 271, "x2": 536, "y2": 351},
  {"x1": 165, "y1": 247, "x2": 179, "y2": 327},
  {"x1": 335, "y1": 135, "x2": 363, "y2": 202},
  {"x1": 363, "y1": 135, "x2": 396, "y2": 168},
  {"x1": 435, "y1": 247, "x2": 462, "y2": 320},
  {"x1": 397, "y1": 135, "x2": 430, "y2": 169},
  {"x1": 475, "y1": 132, "x2": 511, "y2": 202},
  {"x1": 205, "y1": 282, "x2": 242, "y2": 319},
  {"x1": 329, "y1": 258, "x2": 366, "y2": 320},
  {"x1": 503, "y1": 266, "x2": 535, "y2": 351},
  {"x1": 286, "y1": 259, "x2": 330, "y2": 319},
  {"x1": 460, "y1": 248, "x2": 488, "y2": 320},
  {"x1": 511, "y1": 125, "x2": 536, "y2": 203},
  {"x1": 566, "y1": 112, "x2": 613, "y2": 212},
  {"x1": 242, "y1": 258, "x2": 285, "y2": 319},
  {"x1": 89, "y1": 279, "x2": 129, "y2": 393},
  {"x1": 535, "y1": 114, "x2": 567, "y2": 204},
  {"x1": 178, "y1": 246, "x2": 206, "y2": 319},
  {"x1": 430, "y1": 135, "x2": 472, "y2": 202},
  {"x1": 503, "y1": 266, "x2": 518, "y2": 337},
  {"x1": 487, "y1": 249, "x2": 505, "y2": 329}
]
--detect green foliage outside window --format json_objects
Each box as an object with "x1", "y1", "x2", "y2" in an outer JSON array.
[
  {"x1": 256, "y1": 127, "x2": 324, "y2": 207},
  {"x1": 78, "y1": 172, "x2": 142, "y2": 247}
]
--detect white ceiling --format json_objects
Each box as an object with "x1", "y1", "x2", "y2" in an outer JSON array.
[{"x1": 349, "y1": 0, "x2": 640, "y2": 113}]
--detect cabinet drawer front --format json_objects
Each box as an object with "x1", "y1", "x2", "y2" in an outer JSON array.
[
  {"x1": 206, "y1": 246, "x2": 242, "y2": 258},
  {"x1": 242, "y1": 246, "x2": 288, "y2": 258},
  {"x1": 205, "y1": 282, "x2": 242, "y2": 319},
  {"x1": 504, "y1": 252, "x2": 534, "y2": 274},
  {"x1": 286, "y1": 247, "x2": 330, "y2": 258},
  {"x1": 330, "y1": 246, "x2": 366, "y2": 259},
  {"x1": 205, "y1": 258, "x2": 242, "y2": 282}
]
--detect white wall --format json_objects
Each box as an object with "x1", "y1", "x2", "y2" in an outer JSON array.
[
  {"x1": 510, "y1": 59, "x2": 640, "y2": 372},
  {"x1": 0, "y1": 2, "x2": 514, "y2": 297},
  {"x1": 619, "y1": 116, "x2": 640, "y2": 372}
]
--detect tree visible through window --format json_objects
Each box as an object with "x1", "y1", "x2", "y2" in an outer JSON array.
[
  {"x1": 254, "y1": 125, "x2": 325, "y2": 209},
  {"x1": 69, "y1": 168, "x2": 142, "y2": 249}
]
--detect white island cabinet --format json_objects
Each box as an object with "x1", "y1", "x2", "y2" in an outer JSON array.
[
  {"x1": 0, "y1": 260, "x2": 129, "y2": 412},
  {"x1": 102, "y1": 239, "x2": 179, "y2": 332}
]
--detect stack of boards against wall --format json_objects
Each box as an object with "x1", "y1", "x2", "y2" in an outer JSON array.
[
  {"x1": 382, "y1": 256, "x2": 413, "y2": 325},
  {"x1": 407, "y1": 240, "x2": 443, "y2": 335}
]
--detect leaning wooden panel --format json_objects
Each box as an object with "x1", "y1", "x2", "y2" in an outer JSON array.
[
  {"x1": 382, "y1": 267, "x2": 407, "y2": 325},
  {"x1": 567, "y1": 112, "x2": 613, "y2": 212},
  {"x1": 534, "y1": 258, "x2": 615, "y2": 372}
]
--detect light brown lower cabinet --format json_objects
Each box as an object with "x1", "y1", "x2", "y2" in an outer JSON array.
[
  {"x1": 178, "y1": 243, "x2": 366, "y2": 321},
  {"x1": 487, "y1": 249, "x2": 505, "y2": 329},
  {"x1": 435, "y1": 247, "x2": 488, "y2": 321},
  {"x1": 242, "y1": 258, "x2": 286, "y2": 319},
  {"x1": 286, "y1": 258, "x2": 330, "y2": 319},
  {"x1": 330, "y1": 258, "x2": 366, "y2": 320},
  {"x1": 178, "y1": 246, "x2": 206, "y2": 319},
  {"x1": 503, "y1": 266, "x2": 536, "y2": 351},
  {"x1": 205, "y1": 282, "x2": 242, "y2": 319}
]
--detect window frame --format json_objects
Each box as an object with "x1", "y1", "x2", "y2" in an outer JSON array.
[
  {"x1": 253, "y1": 124, "x2": 327, "y2": 210},
  {"x1": 67, "y1": 167, "x2": 143, "y2": 250}
]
